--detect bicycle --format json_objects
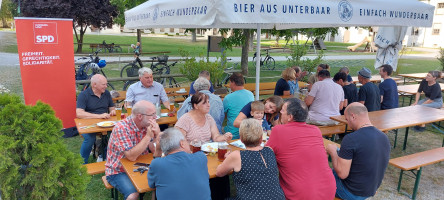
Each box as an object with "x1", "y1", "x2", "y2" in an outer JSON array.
[
  {"x1": 218, "y1": 60, "x2": 247, "y2": 87},
  {"x1": 100, "y1": 40, "x2": 122, "y2": 53},
  {"x1": 75, "y1": 49, "x2": 115, "y2": 91},
  {"x1": 120, "y1": 55, "x2": 176, "y2": 90},
  {"x1": 252, "y1": 49, "x2": 276, "y2": 70}
]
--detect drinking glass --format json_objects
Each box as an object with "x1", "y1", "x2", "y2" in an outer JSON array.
[
  {"x1": 115, "y1": 102, "x2": 122, "y2": 120},
  {"x1": 190, "y1": 140, "x2": 201, "y2": 153},
  {"x1": 218, "y1": 142, "x2": 228, "y2": 161},
  {"x1": 125, "y1": 100, "x2": 133, "y2": 116}
]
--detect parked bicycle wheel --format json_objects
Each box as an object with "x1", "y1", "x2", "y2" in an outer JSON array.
[
  {"x1": 120, "y1": 63, "x2": 140, "y2": 78},
  {"x1": 151, "y1": 62, "x2": 168, "y2": 85},
  {"x1": 264, "y1": 57, "x2": 276, "y2": 70},
  {"x1": 122, "y1": 80, "x2": 136, "y2": 91}
]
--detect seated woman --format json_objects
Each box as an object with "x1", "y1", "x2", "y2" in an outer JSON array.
[
  {"x1": 233, "y1": 96, "x2": 284, "y2": 129},
  {"x1": 274, "y1": 68, "x2": 296, "y2": 96},
  {"x1": 411, "y1": 70, "x2": 443, "y2": 131},
  {"x1": 175, "y1": 92, "x2": 232, "y2": 143},
  {"x1": 216, "y1": 119, "x2": 285, "y2": 200},
  {"x1": 288, "y1": 66, "x2": 308, "y2": 95}
]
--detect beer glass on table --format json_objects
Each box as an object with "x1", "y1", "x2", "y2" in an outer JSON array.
[
  {"x1": 115, "y1": 102, "x2": 123, "y2": 120},
  {"x1": 218, "y1": 142, "x2": 228, "y2": 161},
  {"x1": 190, "y1": 140, "x2": 201, "y2": 153}
]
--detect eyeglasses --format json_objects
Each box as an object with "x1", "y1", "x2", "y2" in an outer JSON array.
[{"x1": 140, "y1": 113, "x2": 157, "y2": 118}]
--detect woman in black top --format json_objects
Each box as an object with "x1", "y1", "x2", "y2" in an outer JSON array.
[
  {"x1": 274, "y1": 68, "x2": 295, "y2": 96},
  {"x1": 412, "y1": 71, "x2": 442, "y2": 131},
  {"x1": 412, "y1": 71, "x2": 443, "y2": 108}
]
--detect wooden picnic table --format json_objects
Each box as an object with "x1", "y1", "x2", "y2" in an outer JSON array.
[
  {"x1": 397, "y1": 83, "x2": 444, "y2": 106},
  {"x1": 330, "y1": 106, "x2": 444, "y2": 150},
  {"x1": 120, "y1": 138, "x2": 338, "y2": 193}
]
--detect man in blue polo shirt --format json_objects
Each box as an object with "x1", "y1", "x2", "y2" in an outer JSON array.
[
  {"x1": 76, "y1": 74, "x2": 115, "y2": 164},
  {"x1": 378, "y1": 64, "x2": 398, "y2": 110}
]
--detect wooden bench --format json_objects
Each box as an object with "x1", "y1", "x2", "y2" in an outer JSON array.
[
  {"x1": 389, "y1": 147, "x2": 444, "y2": 200},
  {"x1": 102, "y1": 176, "x2": 119, "y2": 200},
  {"x1": 84, "y1": 161, "x2": 106, "y2": 175},
  {"x1": 319, "y1": 124, "x2": 348, "y2": 138}
]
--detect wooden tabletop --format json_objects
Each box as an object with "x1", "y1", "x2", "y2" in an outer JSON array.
[
  {"x1": 351, "y1": 75, "x2": 401, "y2": 84},
  {"x1": 389, "y1": 147, "x2": 444, "y2": 171},
  {"x1": 330, "y1": 106, "x2": 444, "y2": 132},
  {"x1": 398, "y1": 73, "x2": 428, "y2": 79},
  {"x1": 120, "y1": 138, "x2": 339, "y2": 193},
  {"x1": 74, "y1": 109, "x2": 177, "y2": 135},
  {"x1": 397, "y1": 83, "x2": 444, "y2": 95}
]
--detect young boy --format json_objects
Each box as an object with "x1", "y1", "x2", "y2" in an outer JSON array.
[{"x1": 250, "y1": 101, "x2": 271, "y2": 135}]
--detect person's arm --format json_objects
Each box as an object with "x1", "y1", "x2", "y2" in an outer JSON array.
[
  {"x1": 305, "y1": 95, "x2": 315, "y2": 107},
  {"x1": 358, "y1": 86, "x2": 366, "y2": 105},
  {"x1": 411, "y1": 92, "x2": 421, "y2": 106},
  {"x1": 210, "y1": 117, "x2": 232, "y2": 141},
  {"x1": 162, "y1": 101, "x2": 171, "y2": 110},
  {"x1": 109, "y1": 107, "x2": 116, "y2": 116},
  {"x1": 76, "y1": 108, "x2": 110, "y2": 119},
  {"x1": 326, "y1": 144, "x2": 352, "y2": 179},
  {"x1": 283, "y1": 90, "x2": 290, "y2": 96},
  {"x1": 216, "y1": 150, "x2": 241, "y2": 177},
  {"x1": 124, "y1": 130, "x2": 153, "y2": 161},
  {"x1": 380, "y1": 95, "x2": 384, "y2": 103},
  {"x1": 339, "y1": 100, "x2": 344, "y2": 111},
  {"x1": 343, "y1": 99, "x2": 349, "y2": 108},
  {"x1": 233, "y1": 112, "x2": 248, "y2": 128}
]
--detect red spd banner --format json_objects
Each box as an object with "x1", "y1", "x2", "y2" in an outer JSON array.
[{"x1": 15, "y1": 17, "x2": 76, "y2": 128}]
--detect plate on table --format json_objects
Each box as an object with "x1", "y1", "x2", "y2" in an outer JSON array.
[
  {"x1": 97, "y1": 121, "x2": 116, "y2": 128},
  {"x1": 201, "y1": 142, "x2": 228, "y2": 153},
  {"x1": 176, "y1": 90, "x2": 187, "y2": 94},
  {"x1": 160, "y1": 113, "x2": 168, "y2": 117},
  {"x1": 230, "y1": 140, "x2": 264, "y2": 149}
]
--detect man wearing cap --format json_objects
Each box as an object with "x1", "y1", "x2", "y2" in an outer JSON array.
[{"x1": 357, "y1": 67, "x2": 381, "y2": 112}]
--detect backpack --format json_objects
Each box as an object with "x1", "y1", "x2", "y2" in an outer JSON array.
[{"x1": 76, "y1": 64, "x2": 88, "y2": 80}]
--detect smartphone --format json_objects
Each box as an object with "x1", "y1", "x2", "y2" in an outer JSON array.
[{"x1": 134, "y1": 162, "x2": 150, "y2": 167}]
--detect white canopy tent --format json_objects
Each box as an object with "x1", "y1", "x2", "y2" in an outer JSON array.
[{"x1": 125, "y1": 0, "x2": 435, "y2": 100}]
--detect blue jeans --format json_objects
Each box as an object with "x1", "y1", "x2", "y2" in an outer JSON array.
[
  {"x1": 107, "y1": 173, "x2": 138, "y2": 199},
  {"x1": 418, "y1": 98, "x2": 443, "y2": 109},
  {"x1": 332, "y1": 169, "x2": 369, "y2": 200},
  {"x1": 80, "y1": 133, "x2": 96, "y2": 164}
]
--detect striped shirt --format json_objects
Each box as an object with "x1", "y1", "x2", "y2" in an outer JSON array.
[
  {"x1": 126, "y1": 81, "x2": 168, "y2": 105},
  {"x1": 175, "y1": 113, "x2": 216, "y2": 142}
]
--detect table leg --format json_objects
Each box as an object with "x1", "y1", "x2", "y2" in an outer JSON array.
[
  {"x1": 393, "y1": 129, "x2": 398, "y2": 149},
  {"x1": 412, "y1": 167, "x2": 422, "y2": 200},
  {"x1": 403, "y1": 127, "x2": 409, "y2": 151}
]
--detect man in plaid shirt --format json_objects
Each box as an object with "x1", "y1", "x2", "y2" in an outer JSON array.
[{"x1": 105, "y1": 100, "x2": 161, "y2": 200}]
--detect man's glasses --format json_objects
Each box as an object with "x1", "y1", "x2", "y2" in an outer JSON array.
[{"x1": 140, "y1": 113, "x2": 157, "y2": 118}]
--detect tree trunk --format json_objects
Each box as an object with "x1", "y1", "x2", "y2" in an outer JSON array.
[
  {"x1": 1, "y1": 17, "x2": 9, "y2": 28},
  {"x1": 137, "y1": 29, "x2": 142, "y2": 53},
  {"x1": 77, "y1": 26, "x2": 86, "y2": 53},
  {"x1": 241, "y1": 29, "x2": 250, "y2": 75},
  {"x1": 249, "y1": 31, "x2": 254, "y2": 51},
  {"x1": 191, "y1": 29, "x2": 196, "y2": 42}
]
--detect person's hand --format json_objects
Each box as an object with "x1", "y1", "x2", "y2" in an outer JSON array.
[
  {"x1": 326, "y1": 144, "x2": 338, "y2": 155},
  {"x1": 224, "y1": 150, "x2": 232, "y2": 159},
  {"x1": 148, "y1": 119, "x2": 161, "y2": 136},
  {"x1": 224, "y1": 132, "x2": 233, "y2": 141},
  {"x1": 411, "y1": 102, "x2": 417, "y2": 106},
  {"x1": 300, "y1": 71, "x2": 308, "y2": 78},
  {"x1": 99, "y1": 113, "x2": 111, "y2": 119},
  {"x1": 109, "y1": 109, "x2": 116, "y2": 116}
]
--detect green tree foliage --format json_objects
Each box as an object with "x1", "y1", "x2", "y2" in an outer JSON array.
[
  {"x1": 286, "y1": 45, "x2": 325, "y2": 82},
  {"x1": 179, "y1": 49, "x2": 225, "y2": 86},
  {"x1": 437, "y1": 48, "x2": 444, "y2": 71},
  {"x1": 14, "y1": 0, "x2": 118, "y2": 53},
  {"x1": 0, "y1": 94, "x2": 90, "y2": 199},
  {"x1": 0, "y1": 0, "x2": 13, "y2": 28}
]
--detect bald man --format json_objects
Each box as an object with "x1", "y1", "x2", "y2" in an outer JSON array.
[
  {"x1": 106, "y1": 100, "x2": 161, "y2": 200},
  {"x1": 76, "y1": 74, "x2": 116, "y2": 164},
  {"x1": 326, "y1": 103, "x2": 390, "y2": 199}
]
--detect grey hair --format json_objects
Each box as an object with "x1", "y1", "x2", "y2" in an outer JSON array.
[
  {"x1": 193, "y1": 77, "x2": 211, "y2": 92},
  {"x1": 285, "y1": 98, "x2": 308, "y2": 122},
  {"x1": 138, "y1": 67, "x2": 153, "y2": 77},
  {"x1": 131, "y1": 100, "x2": 148, "y2": 116},
  {"x1": 339, "y1": 67, "x2": 350, "y2": 73},
  {"x1": 160, "y1": 128, "x2": 185, "y2": 155}
]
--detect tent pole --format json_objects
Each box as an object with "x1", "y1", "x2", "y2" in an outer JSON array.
[{"x1": 255, "y1": 24, "x2": 261, "y2": 100}]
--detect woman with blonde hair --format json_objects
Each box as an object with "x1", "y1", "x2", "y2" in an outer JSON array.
[
  {"x1": 216, "y1": 119, "x2": 285, "y2": 200},
  {"x1": 274, "y1": 67, "x2": 296, "y2": 96}
]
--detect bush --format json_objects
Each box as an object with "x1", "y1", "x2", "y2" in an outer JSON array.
[
  {"x1": 437, "y1": 48, "x2": 444, "y2": 71},
  {"x1": 0, "y1": 94, "x2": 90, "y2": 199},
  {"x1": 286, "y1": 44, "x2": 325, "y2": 82},
  {"x1": 179, "y1": 49, "x2": 225, "y2": 86}
]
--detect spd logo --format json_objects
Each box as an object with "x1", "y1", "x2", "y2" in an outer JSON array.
[{"x1": 33, "y1": 22, "x2": 58, "y2": 44}]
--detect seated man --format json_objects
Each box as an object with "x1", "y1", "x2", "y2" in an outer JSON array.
[
  {"x1": 267, "y1": 98, "x2": 336, "y2": 199},
  {"x1": 126, "y1": 67, "x2": 170, "y2": 109},
  {"x1": 148, "y1": 128, "x2": 211, "y2": 200},
  {"x1": 308, "y1": 64, "x2": 330, "y2": 91},
  {"x1": 223, "y1": 73, "x2": 254, "y2": 139},
  {"x1": 333, "y1": 72, "x2": 358, "y2": 115},
  {"x1": 326, "y1": 103, "x2": 390, "y2": 199},
  {"x1": 305, "y1": 70, "x2": 344, "y2": 126},
  {"x1": 357, "y1": 67, "x2": 381, "y2": 112},
  {"x1": 76, "y1": 74, "x2": 115, "y2": 164},
  {"x1": 177, "y1": 77, "x2": 224, "y2": 132},
  {"x1": 189, "y1": 70, "x2": 215, "y2": 95},
  {"x1": 105, "y1": 100, "x2": 160, "y2": 200},
  {"x1": 378, "y1": 64, "x2": 398, "y2": 110}
]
